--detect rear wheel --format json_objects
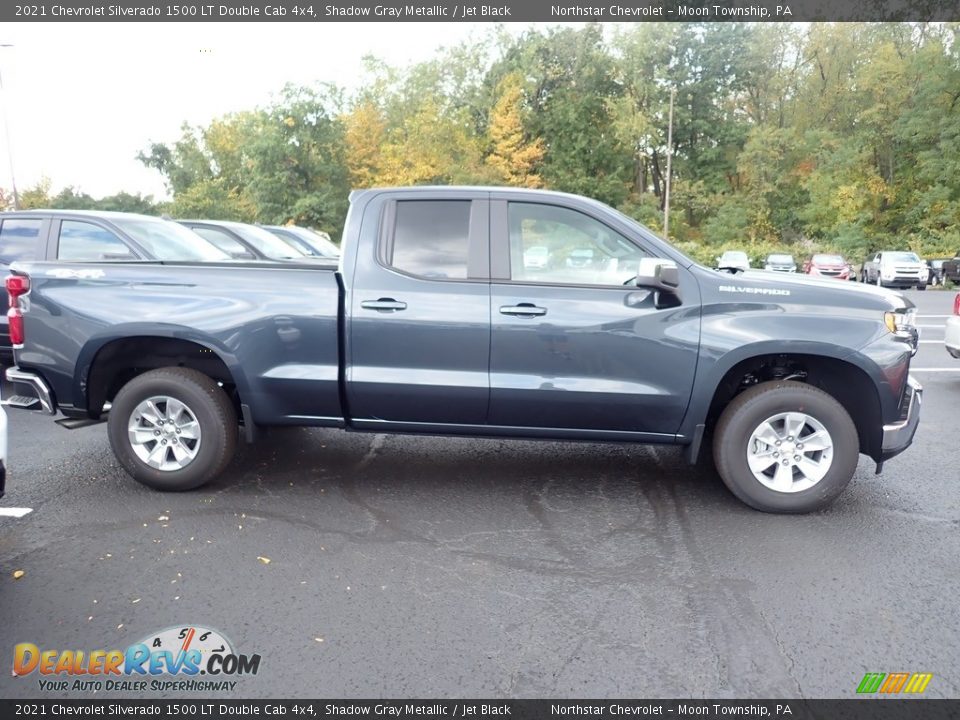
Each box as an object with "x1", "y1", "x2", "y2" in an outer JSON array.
[
  {"x1": 108, "y1": 368, "x2": 237, "y2": 491},
  {"x1": 713, "y1": 381, "x2": 859, "y2": 513}
]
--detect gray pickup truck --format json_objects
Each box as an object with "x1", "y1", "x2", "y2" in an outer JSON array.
[{"x1": 4, "y1": 187, "x2": 922, "y2": 513}]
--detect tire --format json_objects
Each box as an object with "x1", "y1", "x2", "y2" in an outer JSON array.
[
  {"x1": 917, "y1": 283, "x2": 927, "y2": 291},
  {"x1": 875, "y1": 275, "x2": 883, "y2": 287},
  {"x1": 712, "y1": 381, "x2": 859, "y2": 513},
  {"x1": 108, "y1": 368, "x2": 237, "y2": 491}
]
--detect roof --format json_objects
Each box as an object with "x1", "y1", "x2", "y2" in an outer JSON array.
[{"x1": 1, "y1": 208, "x2": 166, "y2": 222}]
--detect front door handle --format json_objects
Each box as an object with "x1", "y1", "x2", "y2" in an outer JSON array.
[
  {"x1": 361, "y1": 298, "x2": 407, "y2": 312},
  {"x1": 500, "y1": 303, "x2": 547, "y2": 317}
]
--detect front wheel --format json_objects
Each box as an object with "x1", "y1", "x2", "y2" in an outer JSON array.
[
  {"x1": 917, "y1": 283, "x2": 927, "y2": 291},
  {"x1": 875, "y1": 275, "x2": 883, "y2": 287},
  {"x1": 108, "y1": 368, "x2": 237, "y2": 491},
  {"x1": 712, "y1": 381, "x2": 859, "y2": 513}
]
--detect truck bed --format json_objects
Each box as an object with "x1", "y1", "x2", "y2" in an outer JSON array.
[{"x1": 11, "y1": 260, "x2": 344, "y2": 426}]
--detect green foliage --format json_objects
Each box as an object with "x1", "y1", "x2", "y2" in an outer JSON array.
[
  {"x1": 125, "y1": 23, "x2": 960, "y2": 261},
  {"x1": 12, "y1": 178, "x2": 160, "y2": 214}
]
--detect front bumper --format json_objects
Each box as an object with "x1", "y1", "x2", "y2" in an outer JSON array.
[
  {"x1": 946, "y1": 316, "x2": 960, "y2": 359},
  {"x1": 881, "y1": 376, "x2": 922, "y2": 460},
  {"x1": 881, "y1": 276, "x2": 926, "y2": 286},
  {"x1": 810, "y1": 269, "x2": 851, "y2": 280}
]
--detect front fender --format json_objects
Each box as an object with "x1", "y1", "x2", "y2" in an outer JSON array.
[{"x1": 677, "y1": 305, "x2": 892, "y2": 440}]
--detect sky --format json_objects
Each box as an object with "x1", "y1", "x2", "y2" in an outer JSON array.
[{"x1": 0, "y1": 22, "x2": 558, "y2": 202}]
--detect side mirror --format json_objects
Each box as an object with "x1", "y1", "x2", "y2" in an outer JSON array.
[{"x1": 636, "y1": 258, "x2": 680, "y2": 292}]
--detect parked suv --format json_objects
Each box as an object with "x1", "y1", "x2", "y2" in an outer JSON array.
[
  {"x1": 942, "y1": 253, "x2": 960, "y2": 284},
  {"x1": 715, "y1": 250, "x2": 751, "y2": 272},
  {"x1": 763, "y1": 254, "x2": 797, "y2": 273},
  {"x1": 927, "y1": 259, "x2": 949, "y2": 286},
  {"x1": 803, "y1": 254, "x2": 854, "y2": 281},
  {"x1": 0, "y1": 210, "x2": 229, "y2": 356},
  {"x1": 861, "y1": 251, "x2": 928, "y2": 290}
]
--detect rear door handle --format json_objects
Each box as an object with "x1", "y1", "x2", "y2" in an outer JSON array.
[
  {"x1": 361, "y1": 298, "x2": 407, "y2": 312},
  {"x1": 500, "y1": 303, "x2": 547, "y2": 317}
]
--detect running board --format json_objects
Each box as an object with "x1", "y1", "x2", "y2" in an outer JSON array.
[{"x1": 56, "y1": 416, "x2": 107, "y2": 430}]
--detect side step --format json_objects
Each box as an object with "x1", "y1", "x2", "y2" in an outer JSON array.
[
  {"x1": 56, "y1": 416, "x2": 107, "y2": 430},
  {"x1": 3, "y1": 395, "x2": 40, "y2": 409}
]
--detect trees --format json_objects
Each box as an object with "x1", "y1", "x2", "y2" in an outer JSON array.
[
  {"x1": 121, "y1": 22, "x2": 960, "y2": 261},
  {"x1": 484, "y1": 72, "x2": 545, "y2": 187}
]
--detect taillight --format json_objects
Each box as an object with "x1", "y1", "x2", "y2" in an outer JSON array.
[
  {"x1": 7, "y1": 307, "x2": 23, "y2": 345},
  {"x1": 953, "y1": 293, "x2": 960, "y2": 316},
  {"x1": 6, "y1": 275, "x2": 29, "y2": 307},
  {"x1": 6, "y1": 275, "x2": 29, "y2": 346}
]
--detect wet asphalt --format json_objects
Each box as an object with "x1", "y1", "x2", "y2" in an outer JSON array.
[{"x1": 0, "y1": 289, "x2": 957, "y2": 700}]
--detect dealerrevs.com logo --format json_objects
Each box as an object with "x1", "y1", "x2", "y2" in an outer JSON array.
[{"x1": 13, "y1": 625, "x2": 261, "y2": 692}]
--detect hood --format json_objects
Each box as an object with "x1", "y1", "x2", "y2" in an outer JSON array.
[{"x1": 707, "y1": 267, "x2": 913, "y2": 311}]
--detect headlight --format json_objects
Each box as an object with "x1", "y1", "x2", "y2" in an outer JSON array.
[{"x1": 884, "y1": 308, "x2": 917, "y2": 334}]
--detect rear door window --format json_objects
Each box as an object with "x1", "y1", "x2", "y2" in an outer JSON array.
[
  {"x1": 0, "y1": 218, "x2": 43, "y2": 264},
  {"x1": 57, "y1": 220, "x2": 136, "y2": 261},
  {"x1": 388, "y1": 200, "x2": 472, "y2": 279}
]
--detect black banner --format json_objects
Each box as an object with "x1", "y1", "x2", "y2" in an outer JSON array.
[
  {"x1": 1, "y1": 700, "x2": 959, "y2": 720},
  {"x1": 3, "y1": 0, "x2": 960, "y2": 23}
]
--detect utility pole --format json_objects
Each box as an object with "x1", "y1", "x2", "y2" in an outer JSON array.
[
  {"x1": 0, "y1": 44, "x2": 19, "y2": 210},
  {"x1": 663, "y1": 87, "x2": 675, "y2": 240}
]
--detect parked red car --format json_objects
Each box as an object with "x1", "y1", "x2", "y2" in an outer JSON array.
[{"x1": 803, "y1": 254, "x2": 854, "y2": 281}]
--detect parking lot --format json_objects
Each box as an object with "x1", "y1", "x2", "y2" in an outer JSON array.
[{"x1": 0, "y1": 289, "x2": 957, "y2": 700}]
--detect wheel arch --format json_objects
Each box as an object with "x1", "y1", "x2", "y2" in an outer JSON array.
[
  {"x1": 686, "y1": 346, "x2": 884, "y2": 462},
  {"x1": 77, "y1": 329, "x2": 249, "y2": 419}
]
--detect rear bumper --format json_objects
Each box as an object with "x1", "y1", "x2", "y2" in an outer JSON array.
[
  {"x1": 5, "y1": 367, "x2": 57, "y2": 415},
  {"x1": 881, "y1": 376, "x2": 922, "y2": 460}
]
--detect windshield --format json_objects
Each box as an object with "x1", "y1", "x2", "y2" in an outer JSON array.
[
  {"x1": 767, "y1": 254, "x2": 793, "y2": 263},
  {"x1": 885, "y1": 251, "x2": 921, "y2": 262},
  {"x1": 813, "y1": 254, "x2": 845, "y2": 264},
  {"x1": 231, "y1": 224, "x2": 307, "y2": 260},
  {"x1": 285, "y1": 227, "x2": 340, "y2": 257},
  {"x1": 112, "y1": 219, "x2": 230, "y2": 261}
]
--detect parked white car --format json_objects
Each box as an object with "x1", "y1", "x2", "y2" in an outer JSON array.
[
  {"x1": 716, "y1": 250, "x2": 751, "y2": 273},
  {"x1": 0, "y1": 394, "x2": 6, "y2": 498},
  {"x1": 946, "y1": 292, "x2": 960, "y2": 360},
  {"x1": 523, "y1": 246, "x2": 549, "y2": 269}
]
